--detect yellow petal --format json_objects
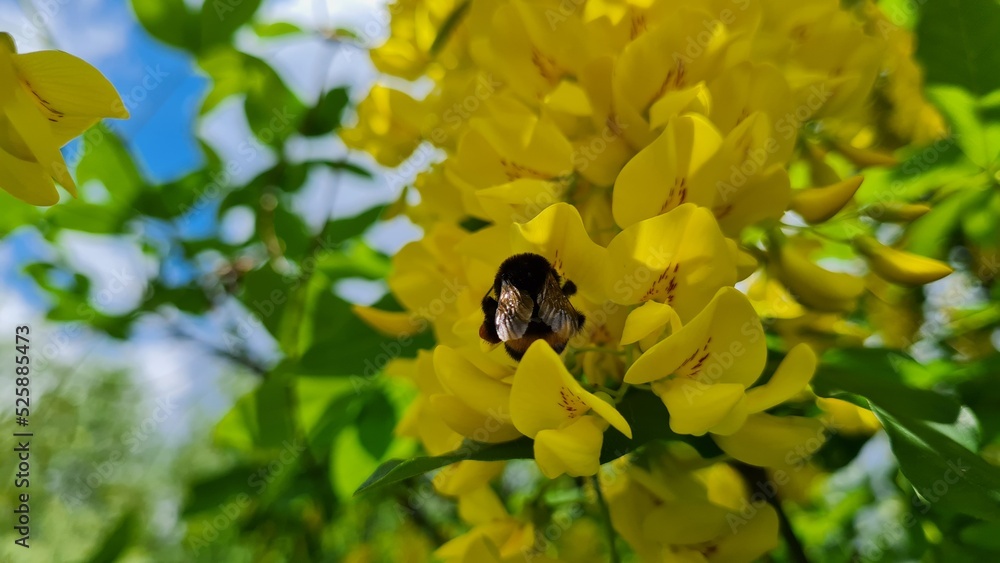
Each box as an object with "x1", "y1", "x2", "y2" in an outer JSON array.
[
  {"x1": 625, "y1": 287, "x2": 766, "y2": 388},
  {"x1": 715, "y1": 165, "x2": 791, "y2": 236},
  {"x1": 544, "y1": 80, "x2": 592, "y2": 116},
  {"x1": 713, "y1": 413, "x2": 825, "y2": 467},
  {"x1": 3, "y1": 87, "x2": 75, "y2": 195},
  {"x1": 744, "y1": 344, "x2": 817, "y2": 413},
  {"x1": 511, "y1": 341, "x2": 631, "y2": 438},
  {"x1": 789, "y1": 176, "x2": 864, "y2": 224},
  {"x1": 512, "y1": 202, "x2": 610, "y2": 302},
  {"x1": 612, "y1": 115, "x2": 724, "y2": 229},
  {"x1": 770, "y1": 241, "x2": 865, "y2": 312},
  {"x1": 641, "y1": 500, "x2": 730, "y2": 545},
  {"x1": 832, "y1": 140, "x2": 898, "y2": 168},
  {"x1": 647, "y1": 82, "x2": 712, "y2": 128},
  {"x1": 653, "y1": 380, "x2": 748, "y2": 436},
  {"x1": 620, "y1": 301, "x2": 680, "y2": 346},
  {"x1": 534, "y1": 416, "x2": 606, "y2": 478},
  {"x1": 606, "y1": 204, "x2": 736, "y2": 322},
  {"x1": 456, "y1": 486, "x2": 509, "y2": 525},
  {"x1": 352, "y1": 305, "x2": 424, "y2": 337},
  {"x1": 430, "y1": 394, "x2": 523, "y2": 443},
  {"x1": 0, "y1": 147, "x2": 58, "y2": 205},
  {"x1": 475, "y1": 178, "x2": 566, "y2": 224},
  {"x1": 14, "y1": 50, "x2": 129, "y2": 142},
  {"x1": 435, "y1": 346, "x2": 512, "y2": 417},
  {"x1": 862, "y1": 202, "x2": 932, "y2": 223},
  {"x1": 712, "y1": 502, "x2": 779, "y2": 563},
  {"x1": 435, "y1": 461, "x2": 505, "y2": 497},
  {"x1": 853, "y1": 235, "x2": 953, "y2": 286}
]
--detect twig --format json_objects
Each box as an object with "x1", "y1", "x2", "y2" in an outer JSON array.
[{"x1": 732, "y1": 463, "x2": 810, "y2": 563}]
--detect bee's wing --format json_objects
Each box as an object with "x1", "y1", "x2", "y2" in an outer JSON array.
[
  {"x1": 538, "y1": 272, "x2": 576, "y2": 336},
  {"x1": 495, "y1": 279, "x2": 533, "y2": 341}
]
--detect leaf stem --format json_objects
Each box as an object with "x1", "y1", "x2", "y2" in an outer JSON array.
[{"x1": 592, "y1": 475, "x2": 620, "y2": 563}]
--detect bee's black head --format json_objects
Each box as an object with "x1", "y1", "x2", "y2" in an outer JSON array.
[{"x1": 495, "y1": 253, "x2": 555, "y2": 297}]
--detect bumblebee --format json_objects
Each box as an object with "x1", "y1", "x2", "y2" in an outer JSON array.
[{"x1": 479, "y1": 253, "x2": 586, "y2": 360}]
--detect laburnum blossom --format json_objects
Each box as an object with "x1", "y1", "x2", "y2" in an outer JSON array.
[
  {"x1": 0, "y1": 32, "x2": 128, "y2": 205},
  {"x1": 604, "y1": 452, "x2": 780, "y2": 562},
  {"x1": 346, "y1": 0, "x2": 953, "y2": 560}
]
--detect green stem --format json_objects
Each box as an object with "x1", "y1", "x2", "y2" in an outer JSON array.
[
  {"x1": 613, "y1": 383, "x2": 631, "y2": 403},
  {"x1": 592, "y1": 475, "x2": 620, "y2": 563}
]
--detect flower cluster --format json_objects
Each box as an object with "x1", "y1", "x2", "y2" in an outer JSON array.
[
  {"x1": 0, "y1": 32, "x2": 128, "y2": 206},
  {"x1": 346, "y1": 0, "x2": 949, "y2": 559}
]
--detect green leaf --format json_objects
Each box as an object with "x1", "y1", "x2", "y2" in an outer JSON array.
[
  {"x1": 201, "y1": 0, "x2": 263, "y2": 48},
  {"x1": 600, "y1": 389, "x2": 723, "y2": 462},
  {"x1": 295, "y1": 377, "x2": 360, "y2": 457},
  {"x1": 241, "y1": 264, "x2": 291, "y2": 336},
  {"x1": 917, "y1": 0, "x2": 1000, "y2": 96},
  {"x1": 198, "y1": 47, "x2": 248, "y2": 114},
  {"x1": 926, "y1": 85, "x2": 1000, "y2": 168},
  {"x1": 85, "y1": 511, "x2": 136, "y2": 563},
  {"x1": 354, "y1": 438, "x2": 534, "y2": 496},
  {"x1": 871, "y1": 404, "x2": 1000, "y2": 521},
  {"x1": 962, "y1": 190, "x2": 1000, "y2": 245},
  {"x1": 906, "y1": 186, "x2": 990, "y2": 258},
  {"x1": 317, "y1": 241, "x2": 391, "y2": 281},
  {"x1": 301, "y1": 88, "x2": 349, "y2": 136},
  {"x1": 960, "y1": 521, "x2": 1000, "y2": 550},
  {"x1": 324, "y1": 205, "x2": 385, "y2": 247},
  {"x1": 813, "y1": 348, "x2": 961, "y2": 423},
  {"x1": 357, "y1": 391, "x2": 397, "y2": 459},
  {"x1": 214, "y1": 376, "x2": 296, "y2": 451},
  {"x1": 131, "y1": 0, "x2": 199, "y2": 51},
  {"x1": 254, "y1": 22, "x2": 303, "y2": 37},
  {"x1": 183, "y1": 466, "x2": 257, "y2": 515},
  {"x1": 243, "y1": 56, "x2": 305, "y2": 147},
  {"x1": 270, "y1": 202, "x2": 311, "y2": 257}
]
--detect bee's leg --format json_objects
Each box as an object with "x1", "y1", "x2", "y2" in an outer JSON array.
[
  {"x1": 576, "y1": 312, "x2": 586, "y2": 330},
  {"x1": 480, "y1": 295, "x2": 501, "y2": 343},
  {"x1": 561, "y1": 280, "x2": 578, "y2": 296}
]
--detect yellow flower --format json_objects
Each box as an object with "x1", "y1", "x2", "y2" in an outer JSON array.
[
  {"x1": 604, "y1": 455, "x2": 781, "y2": 562},
  {"x1": 511, "y1": 202, "x2": 610, "y2": 301},
  {"x1": 624, "y1": 287, "x2": 767, "y2": 435},
  {"x1": 622, "y1": 288, "x2": 822, "y2": 464},
  {"x1": 612, "y1": 115, "x2": 724, "y2": 229},
  {"x1": 606, "y1": 203, "x2": 736, "y2": 322},
  {"x1": 511, "y1": 341, "x2": 631, "y2": 478},
  {"x1": 769, "y1": 237, "x2": 865, "y2": 313},
  {"x1": 437, "y1": 486, "x2": 540, "y2": 563},
  {"x1": 340, "y1": 85, "x2": 427, "y2": 167},
  {"x1": 0, "y1": 32, "x2": 128, "y2": 205},
  {"x1": 431, "y1": 345, "x2": 522, "y2": 443}
]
